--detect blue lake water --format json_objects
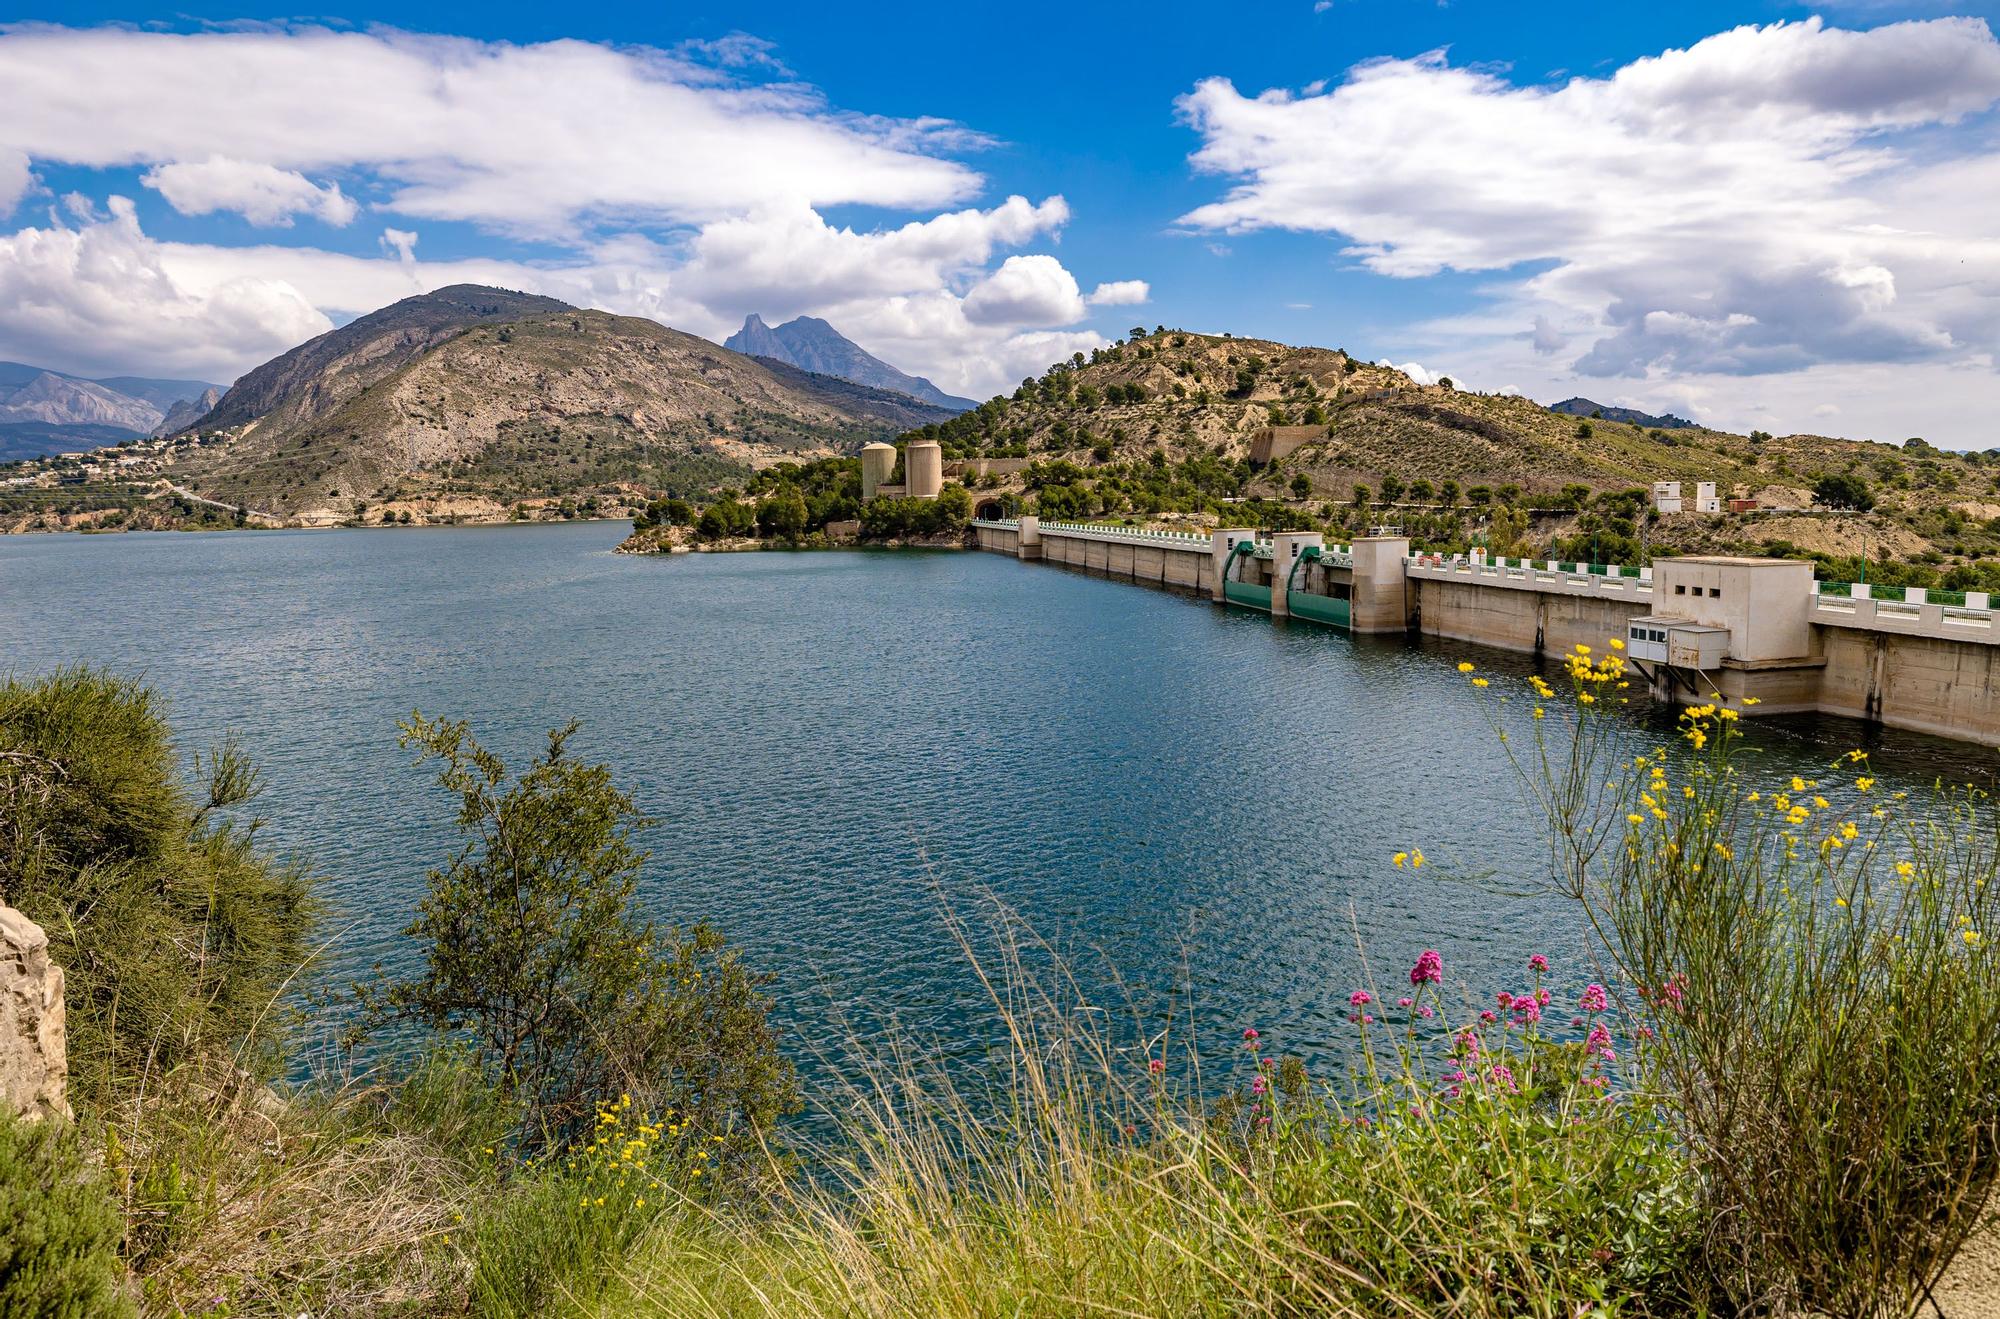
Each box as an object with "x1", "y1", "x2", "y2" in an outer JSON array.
[{"x1": 4, "y1": 522, "x2": 1992, "y2": 1088}]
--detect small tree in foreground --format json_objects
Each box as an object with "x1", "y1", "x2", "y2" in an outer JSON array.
[{"x1": 360, "y1": 715, "x2": 797, "y2": 1158}]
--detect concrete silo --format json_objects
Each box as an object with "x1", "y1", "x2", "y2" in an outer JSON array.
[
  {"x1": 906, "y1": 439, "x2": 944, "y2": 500},
  {"x1": 860, "y1": 442, "x2": 897, "y2": 502}
]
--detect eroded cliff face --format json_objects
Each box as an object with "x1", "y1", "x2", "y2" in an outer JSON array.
[{"x1": 0, "y1": 905, "x2": 68, "y2": 1120}]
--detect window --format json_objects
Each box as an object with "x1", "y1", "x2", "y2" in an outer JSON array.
[
  {"x1": 1709, "y1": 587, "x2": 1721, "y2": 598},
  {"x1": 1674, "y1": 584, "x2": 1686, "y2": 595}
]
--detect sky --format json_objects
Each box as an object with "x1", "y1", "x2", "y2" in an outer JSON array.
[{"x1": 3, "y1": 1, "x2": 2000, "y2": 446}]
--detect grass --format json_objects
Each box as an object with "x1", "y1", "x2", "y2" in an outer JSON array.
[{"x1": 14, "y1": 662, "x2": 2000, "y2": 1316}]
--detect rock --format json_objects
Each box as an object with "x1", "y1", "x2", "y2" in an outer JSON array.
[{"x1": 0, "y1": 905, "x2": 69, "y2": 1120}]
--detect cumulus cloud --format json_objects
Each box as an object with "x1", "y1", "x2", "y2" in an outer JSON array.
[
  {"x1": 1085, "y1": 279, "x2": 1150, "y2": 306},
  {"x1": 1380, "y1": 359, "x2": 1445, "y2": 386},
  {"x1": 0, "y1": 196, "x2": 330, "y2": 379},
  {"x1": 0, "y1": 24, "x2": 983, "y2": 237},
  {"x1": 144, "y1": 156, "x2": 358, "y2": 227},
  {"x1": 0, "y1": 194, "x2": 1104, "y2": 397},
  {"x1": 0, "y1": 150, "x2": 28, "y2": 218},
  {"x1": 1178, "y1": 16, "x2": 2000, "y2": 420},
  {"x1": 0, "y1": 26, "x2": 1145, "y2": 398},
  {"x1": 962, "y1": 254, "x2": 1087, "y2": 327}
]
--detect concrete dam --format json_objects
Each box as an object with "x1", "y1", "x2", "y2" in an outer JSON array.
[{"x1": 970, "y1": 517, "x2": 2000, "y2": 748}]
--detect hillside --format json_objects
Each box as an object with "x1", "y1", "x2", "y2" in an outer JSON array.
[
  {"x1": 187, "y1": 284, "x2": 574, "y2": 441},
  {"x1": 725, "y1": 314, "x2": 976, "y2": 411},
  {"x1": 173, "y1": 297, "x2": 956, "y2": 520},
  {"x1": 0, "y1": 362, "x2": 223, "y2": 456},
  {"x1": 912, "y1": 328, "x2": 2000, "y2": 577}
]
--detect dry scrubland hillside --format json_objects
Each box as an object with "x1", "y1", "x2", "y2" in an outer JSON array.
[
  {"x1": 924, "y1": 329, "x2": 2000, "y2": 569},
  {"x1": 174, "y1": 292, "x2": 954, "y2": 521}
]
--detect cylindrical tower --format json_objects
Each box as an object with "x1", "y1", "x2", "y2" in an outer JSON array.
[
  {"x1": 860, "y1": 442, "x2": 897, "y2": 502},
  {"x1": 906, "y1": 439, "x2": 944, "y2": 500}
]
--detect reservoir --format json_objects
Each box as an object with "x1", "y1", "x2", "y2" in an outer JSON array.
[{"x1": 4, "y1": 521, "x2": 1993, "y2": 1084}]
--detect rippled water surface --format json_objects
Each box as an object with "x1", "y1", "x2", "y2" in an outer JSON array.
[{"x1": 5, "y1": 522, "x2": 1994, "y2": 1083}]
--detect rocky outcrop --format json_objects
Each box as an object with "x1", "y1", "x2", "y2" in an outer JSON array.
[
  {"x1": 0, "y1": 905, "x2": 68, "y2": 1120},
  {"x1": 153, "y1": 386, "x2": 223, "y2": 437}
]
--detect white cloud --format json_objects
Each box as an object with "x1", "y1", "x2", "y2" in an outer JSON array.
[
  {"x1": 0, "y1": 26, "x2": 1146, "y2": 399},
  {"x1": 379, "y1": 228, "x2": 418, "y2": 264},
  {"x1": 1380, "y1": 359, "x2": 1445, "y2": 386},
  {"x1": 0, "y1": 150, "x2": 29, "y2": 218},
  {"x1": 0, "y1": 195, "x2": 1106, "y2": 398},
  {"x1": 1085, "y1": 279, "x2": 1150, "y2": 306},
  {"x1": 0, "y1": 196, "x2": 330, "y2": 379},
  {"x1": 1178, "y1": 17, "x2": 2000, "y2": 443},
  {"x1": 144, "y1": 156, "x2": 358, "y2": 227},
  {"x1": 0, "y1": 24, "x2": 983, "y2": 237},
  {"x1": 962, "y1": 254, "x2": 1087, "y2": 327}
]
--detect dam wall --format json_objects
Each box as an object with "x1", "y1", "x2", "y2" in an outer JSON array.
[
  {"x1": 1414, "y1": 575, "x2": 1649, "y2": 658},
  {"x1": 968, "y1": 519, "x2": 2000, "y2": 746}
]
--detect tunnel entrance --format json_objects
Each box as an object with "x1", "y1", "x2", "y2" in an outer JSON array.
[{"x1": 974, "y1": 499, "x2": 1006, "y2": 521}]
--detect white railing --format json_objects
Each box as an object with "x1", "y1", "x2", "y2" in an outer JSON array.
[
  {"x1": 1405, "y1": 553, "x2": 1653, "y2": 597},
  {"x1": 969, "y1": 518, "x2": 1019, "y2": 529},
  {"x1": 1036, "y1": 521, "x2": 1214, "y2": 549},
  {"x1": 1809, "y1": 582, "x2": 1998, "y2": 640}
]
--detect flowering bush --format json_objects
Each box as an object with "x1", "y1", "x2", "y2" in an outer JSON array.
[
  {"x1": 1195, "y1": 947, "x2": 1697, "y2": 1312},
  {"x1": 1472, "y1": 642, "x2": 2000, "y2": 1315}
]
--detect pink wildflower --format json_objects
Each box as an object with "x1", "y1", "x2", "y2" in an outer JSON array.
[
  {"x1": 1410, "y1": 949, "x2": 1443, "y2": 985},
  {"x1": 1242, "y1": 1027, "x2": 1259, "y2": 1042},
  {"x1": 1349, "y1": 990, "x2": 1373, "y2": 1008},
  {"x1": 1496, "y1": 991, "x2": 1515, "y2": 1010},
  {"x1": 1480, "y1": 1009, "x2": 1497, "y2": 1023},
  {"x1": 1488, "y1": 1064, "x2": 1517, "y2": 1093},
  {"x1": 1397, "y1": 997, "x2": 1414, "y2": 1008},
  {"x1": 1417, "y1": 1005, "x2": 1435, "y2": 1019},
  {"x1": 1148, "y1": 1058, "x2": 1165, "y2": 1075},
  {"x1": 1581, "y1": 983, "x2": 1609, "y2": 1013},
  {"x1": 1251, "y1": 1075, "x2": 1268, "y2": 1096},
  {"x1": 1529, "y1": 954, "x2": 1549, "y2": 973},
  {"x1": 1587, "y1": 1024, "x2": 1611, "y2": 1049}
]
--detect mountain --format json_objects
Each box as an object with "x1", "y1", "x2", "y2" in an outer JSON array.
[
  {"x1": 0, "y1": 363, "x2": 226, "y2": 458},
  {"x1": 0, "y1": 373, "x2": 161, "y2": 432},
  {"x1": 152, "y1": 388, "x2": 223, "y2": 438},
  {"x1": 173, "y1": 288, "x2": 958, "y2": 519},
  {"x1": 188, "y1": 284, "x2": 575, "y2": 440},
  {"x1": 1548, "y1": 397, "x2": 1697, "y2": 430},
  {"x1": 724, "y1": 314, "x2": 977, "y2": 412},
  {"x1": 0, "y1": 422, "x2": 143, "y2": 462}
]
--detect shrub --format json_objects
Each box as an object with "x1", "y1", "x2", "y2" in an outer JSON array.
[
  {"x1": 0, "y1": 1109, "x2": 132, "y2": 1318},
  {"x1": 358, "y1": 715, "x2": 798, "y2": 1158},
  {"x1": 1814, "y1": 471, "x2": 1875, "y2": 510},
  {"x1": 1486, "y1": 645, "x2": 2000, "y2": 1314},
  {"x1": 0, "y1": 669, "x2": 316, "y2": 1105}
]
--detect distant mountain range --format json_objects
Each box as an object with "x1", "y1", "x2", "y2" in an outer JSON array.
[
  {"x1": 724, "y1": 314, "x2": 977, "y2": 412},
  {"x1": 1547, "y1": 396, "x2": 1698, "y2": 430},
  {"x1": 171, "y1": 284, "x2": 959, "y2": 518},
  {"x1": 0, "y1": 361, "x2": 226, "y2": 459}
]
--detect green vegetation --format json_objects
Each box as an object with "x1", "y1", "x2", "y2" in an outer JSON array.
[
  {"x1": 8, "y1": 657, "x2": 2000, "y2": 1314},
  {"x1": 356, "y1": 715, "x2": 796, "y2": 1153},
  {"x1": 1814, "y1": 470, "x2": 1876, "y2": 511},
  {"x1": 0, "y1": 669, "x2": 316, "y2": 1104},
  {"x1": 0, "y1": 1109, "x2": 132, "y2": 1318}
]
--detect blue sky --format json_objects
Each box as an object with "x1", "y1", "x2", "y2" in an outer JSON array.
[{"x1": 5, "y1": 1, "x2": 2000, "y2": 444}]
